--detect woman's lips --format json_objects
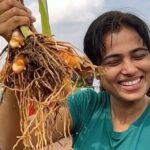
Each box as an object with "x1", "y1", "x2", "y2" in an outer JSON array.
[{"x1": 118, "y1": 77, "x2": 143, "y2": 91}]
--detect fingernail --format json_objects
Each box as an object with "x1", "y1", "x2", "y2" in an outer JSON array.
[
  {"x1": 26, "y1": 8, "x2": 32, "y2": 14},
  {"x1": 31, "y1": 16, "x2": 36, "y2": 22}
]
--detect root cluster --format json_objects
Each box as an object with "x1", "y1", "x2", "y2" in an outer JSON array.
[{"x1": 0, "y1": 33, "x2": 103, "y2": 149}]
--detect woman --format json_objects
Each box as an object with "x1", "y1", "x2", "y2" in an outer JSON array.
[
  {"x1": 0, "y1": 1, "x2": 150, "y2": 149},
  {"x1": 68, "y1": 11, "x2": 150, "y2": 149}
]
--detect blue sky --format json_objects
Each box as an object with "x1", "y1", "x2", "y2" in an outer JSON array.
[{"x1": 0, "y1": 0, "x2": 150, "y2": 57}]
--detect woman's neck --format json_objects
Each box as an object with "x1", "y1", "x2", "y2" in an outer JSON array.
[{"x1": 110, "y1": 95, "x2": 150, "y2": 132}]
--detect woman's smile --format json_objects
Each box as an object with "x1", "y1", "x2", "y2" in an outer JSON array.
[{"x1": 118, "y1": 76, "x2": 143, "y2": 91}]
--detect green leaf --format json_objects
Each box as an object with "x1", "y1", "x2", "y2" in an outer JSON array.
[{"x1": 38, "y1": 0, "x2": 52, "y2": 36}]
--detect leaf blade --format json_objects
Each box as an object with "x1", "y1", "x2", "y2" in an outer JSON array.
[{"x1": 38, "y1": 0, "x2": 52, "y2": 36}]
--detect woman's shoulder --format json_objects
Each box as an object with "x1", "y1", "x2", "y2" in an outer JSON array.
[
  {"x1": 68, "y1": 88, "x2": 99, "y2": 100},
  {"x1": 67, "y1": 88, "x2": 109, "y2": 106}
]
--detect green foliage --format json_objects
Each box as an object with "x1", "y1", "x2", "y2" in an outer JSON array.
[{"x1": 38, "y1": 0, "x2": 52, "y2": 36}]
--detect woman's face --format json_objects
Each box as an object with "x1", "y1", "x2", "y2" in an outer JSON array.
[{"x1": 101, "y1": 27, "x2": 150, "y2": 102}]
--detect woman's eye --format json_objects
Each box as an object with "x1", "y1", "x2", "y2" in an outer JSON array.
[
  {"x1": 103, "y1": 60, "x2": 120, "y2": 66},
  {"x1": 132, "y1": 49, "x2": 149, "y2": 60},
  {"x1": 133, "y1": 53, "x2": 147, "y2": 60}
]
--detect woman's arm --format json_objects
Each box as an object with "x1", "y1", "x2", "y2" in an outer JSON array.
[
  {"x1": 0, "y1": 90, "x2": 23, "y2": 150},
  {"x1": 0, "y1": 0, "x2": 35, "y2": 149}
]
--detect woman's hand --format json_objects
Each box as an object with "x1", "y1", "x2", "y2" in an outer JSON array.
[{"x1": 0, "y1": 0, "x2": 36, "y2": 41}]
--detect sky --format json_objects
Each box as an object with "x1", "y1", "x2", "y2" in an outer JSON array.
[{"x1": 0, "y1": 0, "x2": 150, "y2": 65}]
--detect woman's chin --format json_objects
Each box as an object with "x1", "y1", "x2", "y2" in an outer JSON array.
[{"x1": 119, "y1": 91, "x2": 146, "y2": 102}]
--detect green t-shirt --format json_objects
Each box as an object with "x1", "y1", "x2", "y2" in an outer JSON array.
[{"x1": 67, "y1": 89, "x2": 150, "y2": 150}]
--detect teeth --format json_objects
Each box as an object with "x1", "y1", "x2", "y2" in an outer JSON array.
[{"x1": 121, "y1": 78, "x2": 141, "y2": 86}]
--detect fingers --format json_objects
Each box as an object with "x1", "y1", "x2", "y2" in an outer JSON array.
[
  {"x1": 0, "y1": 7, "x2": 35, "y2": 23},
  {"x1": 6, "y1": 16, "x2": 32, "y2": 28},
  {"x1": 0, "y1": 16, "x2": 32, "y2": 41},
  {"x1": 0, "y1": 15, "x2": 30, "y2": 33},
  {"x1": 0, "y1": 0, "x2": 28, "y2": 15},
  {"x1": 0, "y1": 0, "x2": 36, "y2": 41}
]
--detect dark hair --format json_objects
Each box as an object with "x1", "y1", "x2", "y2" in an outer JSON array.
[{"x1": 83, "y1": 10, "x2": 150, "y2": 65}]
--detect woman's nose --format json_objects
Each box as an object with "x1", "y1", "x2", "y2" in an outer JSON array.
[{"x1": 121, "y1": 59, "x2": 138, "y2": 75}]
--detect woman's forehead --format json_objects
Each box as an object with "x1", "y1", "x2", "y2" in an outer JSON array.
[{"x1": 103, "y1": 27, "x2": 143, "y2": 53}]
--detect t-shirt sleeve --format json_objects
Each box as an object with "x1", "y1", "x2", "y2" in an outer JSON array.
[{"x1": 67, "y1": 89, "x2": 101, "y2": 133}]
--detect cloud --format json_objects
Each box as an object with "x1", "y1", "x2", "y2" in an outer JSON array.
[
  {"x1": 23, "y1": 0, "x2": 105, "y2": 49},
  {"x1": 24, "y1": 0, "x2": 105, "y2": 33},
  {"x1": 45, "y1": 0, "x2": 105, "y2": 49},
  {"x1": 47, "y1": 0, "x2": 105, "y2": 23}
]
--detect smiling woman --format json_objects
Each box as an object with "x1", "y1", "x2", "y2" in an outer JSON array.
[
  {"x1": 1, "y1": 0, "x2": 150, "y2": 150},
  {"x1": 101, "y1": 27, "x2": 150, "y2": 102}
]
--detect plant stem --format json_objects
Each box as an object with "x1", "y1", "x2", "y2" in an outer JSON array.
[
  {"x1": 20, "y1": 26, "x2": 33, "y2": 39},
  {"x1": 38, "y1": 0, "x2": 52, "y2": 36}
]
